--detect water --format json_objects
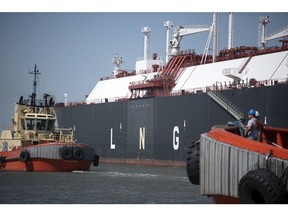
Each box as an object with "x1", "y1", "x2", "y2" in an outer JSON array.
[{"x1": 0, "y1": 162, "x2": 213, "y2": 204}]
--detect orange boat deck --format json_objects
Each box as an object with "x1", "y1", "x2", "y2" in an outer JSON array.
[
  {"x1": 198, "y1": 123, "x2": 288, "y2": 204},
  {"x1": 208, "y1": 125, "x2": 288, "y2": 160}
]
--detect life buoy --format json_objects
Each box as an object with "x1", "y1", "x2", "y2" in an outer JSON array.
[
  {"x1": 73, "y1": 148, "x2": 84, "y2": 160},
  {"x1": 61, "y1": 147, "x2": 73, "y2": 160},
  {"x1": 19, "y1": 151, "x2": 30, "y2": 162},
  {"x1": 238, "y1": 168, "x2": 288, "y2": 204},
  {"x1": 186, "y1": 140, "x2": 200, "y2": 185}
]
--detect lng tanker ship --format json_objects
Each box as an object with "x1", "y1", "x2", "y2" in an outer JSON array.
[{"x1": 55, "y1": 13, "x2": 288, "y2": 165}]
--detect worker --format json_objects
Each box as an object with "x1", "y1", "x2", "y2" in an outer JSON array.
[
  {"x1": 255, "y1": 111, "x2": 264, "y2": 141},
  {"x1": 244, "y1": 109, "x2": 260, "y2": 141}
]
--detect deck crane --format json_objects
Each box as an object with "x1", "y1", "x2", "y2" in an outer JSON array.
[
  {"x1": 169, "y1": 12, "x2": 220, "y2": 62},
  {"x1": 169, "y1": 25, "x2": 211, "y2": 56},
  {"x1": 259, "y1": 16, "x2": 288, "y2": 49},
  {"x1": 265, "y1": 25, "x2": 288, "y2": 46}
]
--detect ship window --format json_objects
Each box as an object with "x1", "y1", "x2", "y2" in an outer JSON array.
[
  {"x1": 47, "y1": 119, "x2": 55, "y2": 131},
  {"x1": 26, "y1": 118, "x2": 35, "y2": 130},
  {"x1": 36, "y1": 119, "x2": 47, "y2": 131}
]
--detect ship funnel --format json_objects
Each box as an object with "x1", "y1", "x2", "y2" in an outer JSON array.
[{"x1": 141, "y1": 27, "x2": 151, "y2": 60}]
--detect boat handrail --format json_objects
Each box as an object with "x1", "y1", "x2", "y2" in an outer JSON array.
[{"x1": 58, "y1": 78, "x2": 288, "y2": 107}]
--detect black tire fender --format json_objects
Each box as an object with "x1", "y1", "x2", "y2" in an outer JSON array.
[
  {"x1": 93, "y1": 154, "x2": 100, "y2": 167},
  {"x1": 73, "y1": 147, "x2": 84, "y2": 160},
  {"x1": 61, "y1": 147, "x2": 73, "y2": 160},
  {"x1": 238, "y1": 168, "x2": 288, "y2": 204},
  {"x1": 186, "y1": 140, "x2": 200, "y2": 185},
  {"x1": 19, "y1": 151, "x2": 30, "y2": 162},
  {"x1": 0, "y1": 155, "x2": 5, "y2": 163}
]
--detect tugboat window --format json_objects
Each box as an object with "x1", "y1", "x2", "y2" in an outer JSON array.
[
  {"x1": 26, "y1": 118, "x2": 35, "y2": 130},
  {"x1": 36, "y1": 119, "x2": 47, "y2": 131},
  {"x1": 47, "y1": 119, "x2": 55, "y2": 131}
]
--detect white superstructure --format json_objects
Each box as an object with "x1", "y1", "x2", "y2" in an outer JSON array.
[
  {"x1": 173, "y1": 50, "x2": 288, "y2": 92},
  {"x1": 83, "y1": 14, "x2": 288, "y2": 105}
]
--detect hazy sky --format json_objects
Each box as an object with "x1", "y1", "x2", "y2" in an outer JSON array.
[{"x1": 0, "y1": 2, "x2": 287, "y2": 126}]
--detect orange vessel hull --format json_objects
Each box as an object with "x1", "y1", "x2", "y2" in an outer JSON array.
[
  {"x1": 0, "y1": 143, "x2": 97, "y2": 172},
  {"x1": 211, "y1": 195, "x2": 240, "y2": 204},
  {"x1": 204, "y1": 125, "x2": 288, "y2": 204},
  {"x1": 0, "y1": 157, "x2": 92, "y2": 172}
]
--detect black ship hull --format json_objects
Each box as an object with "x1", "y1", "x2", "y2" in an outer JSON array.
[{"x1": 56, "y1": 84, "x2": 288, "y2": 163}]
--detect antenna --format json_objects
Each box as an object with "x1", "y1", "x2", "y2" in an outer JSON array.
[
  {"x1": 29, "y1": 64, "x2": 41, "y2": 106},
  {"x1": 112, "y1": 53, "x2": 124, "y2": 77}
]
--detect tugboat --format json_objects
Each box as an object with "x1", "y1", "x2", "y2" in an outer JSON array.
[
  {"x1": 186, "y1": 120, "x2": 288, "y2": 204},
  {"x1": 0, "y1": 65, "x2": 99, "y2": 172}
]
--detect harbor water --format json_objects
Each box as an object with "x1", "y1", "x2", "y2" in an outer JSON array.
[{"x1": 0, "y1": 162, "x2": 213, "y2": 204}]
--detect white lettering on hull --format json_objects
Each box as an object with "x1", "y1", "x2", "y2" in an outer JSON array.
[
  {"x1": 139, "y1": 127, "x2": 145, "y2": 150},
  {"x1": 173, "y1": 126, "x2": 179, "y2": 150},
  {"x1": 110, "y1": 128, "x2": 116, "y2": 149}
]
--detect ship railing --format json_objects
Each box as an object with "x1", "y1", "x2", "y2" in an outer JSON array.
[
  {"x1": 136, "y1": 55, "x2": 164, "y2": 61},
  {"x1": 2, "y1": 125, "x2": 13, "y2": 131},
  {"x1": 15, "y1": 128, "x2": 75, "y2": 143},
  {"x1": 53, "y1": 128, "x2": 75, "y2": 143},
  {"x1": 130, "y1": 80, "x2": 145, "y2": 86},
  {"x1": 100, "y1": 69, "x2": 137, "y2": 81},
  {"x1": 100, "y1": 75, "x2": 114, "y2": 81},
  {"x1": 84, "y1": 77, "x2": 288, "y2": 103},
  {"x1": 157, "y1": 77, "x2": 288, "y2": 98},
  {"x1": 59, "y1": 78, "x2": 288, "y2": 107},
  {"x1": 85, "y1": 95, "x2": 129, "y2": 105}
]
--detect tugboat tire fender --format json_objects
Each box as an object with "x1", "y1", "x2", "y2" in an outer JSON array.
[
  {"x1": 186, "y1": 140, "x2": 200, "y2": 185},
  {"x1": 73, "y1": 148, "x2": 84, "y2": 160},
  {"x1": 93, "y1": 154, "x2": 100, "y2": 167},
  {"x1": 238, "y1": 168, "x2": 288, "y2": 204},
  {"x1": 0, "y1": 156, "x2": 5, "y2": 163},
  {"x1": 61, "y1": 147, "x2": 73, "y2": 160},
  {"x1": 19, "y1": 151, "x2": 30, "y2": 162}
]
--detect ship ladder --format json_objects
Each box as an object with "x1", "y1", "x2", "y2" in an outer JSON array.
[
  {"x1": 207, "y1": 89, "x2": 244, "y2": 121},
  {"x1": 238, "y1": 56, "x2": 253, "y2": 75}
]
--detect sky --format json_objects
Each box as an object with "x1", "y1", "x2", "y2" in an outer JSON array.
[{"x1": 0, "y1": 1, "x2": 287, "y2": 127}]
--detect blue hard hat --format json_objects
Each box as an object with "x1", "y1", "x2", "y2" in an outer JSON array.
[{"x1": 248, "y1": 109, "x2": 256, "y2": 115}]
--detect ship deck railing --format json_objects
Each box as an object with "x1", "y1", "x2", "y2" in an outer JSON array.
[{"x1": 60, "y1": 78, "x2": 288, "y2": 107}]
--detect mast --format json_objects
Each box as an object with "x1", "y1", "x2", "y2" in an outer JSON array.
[
  {"x1": 112, "y1": 53, "x2": 123, "y2": 78},
  {"x1": 228, "y1": 12, "x2": 234, "y2": 49},
  {"x1": 164, "y1": 21, "x2": 174, "y2": 63},
  {"x1": 212, "y1": 13, "x2": 220, "y2": 62},
  {"x1": 29, "y1": 64, "x2": 41, "y2": 107},
  {"x1": 258, "y1": 16, "x2": 270, "y2": 49},
  {"x1": 141, "y1": 27, "x2": 151, "y2": 60}
]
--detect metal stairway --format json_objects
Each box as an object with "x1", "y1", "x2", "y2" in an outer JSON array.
[{"x1": 207, "y1": 89, "x2": 244, "y2": 121}]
